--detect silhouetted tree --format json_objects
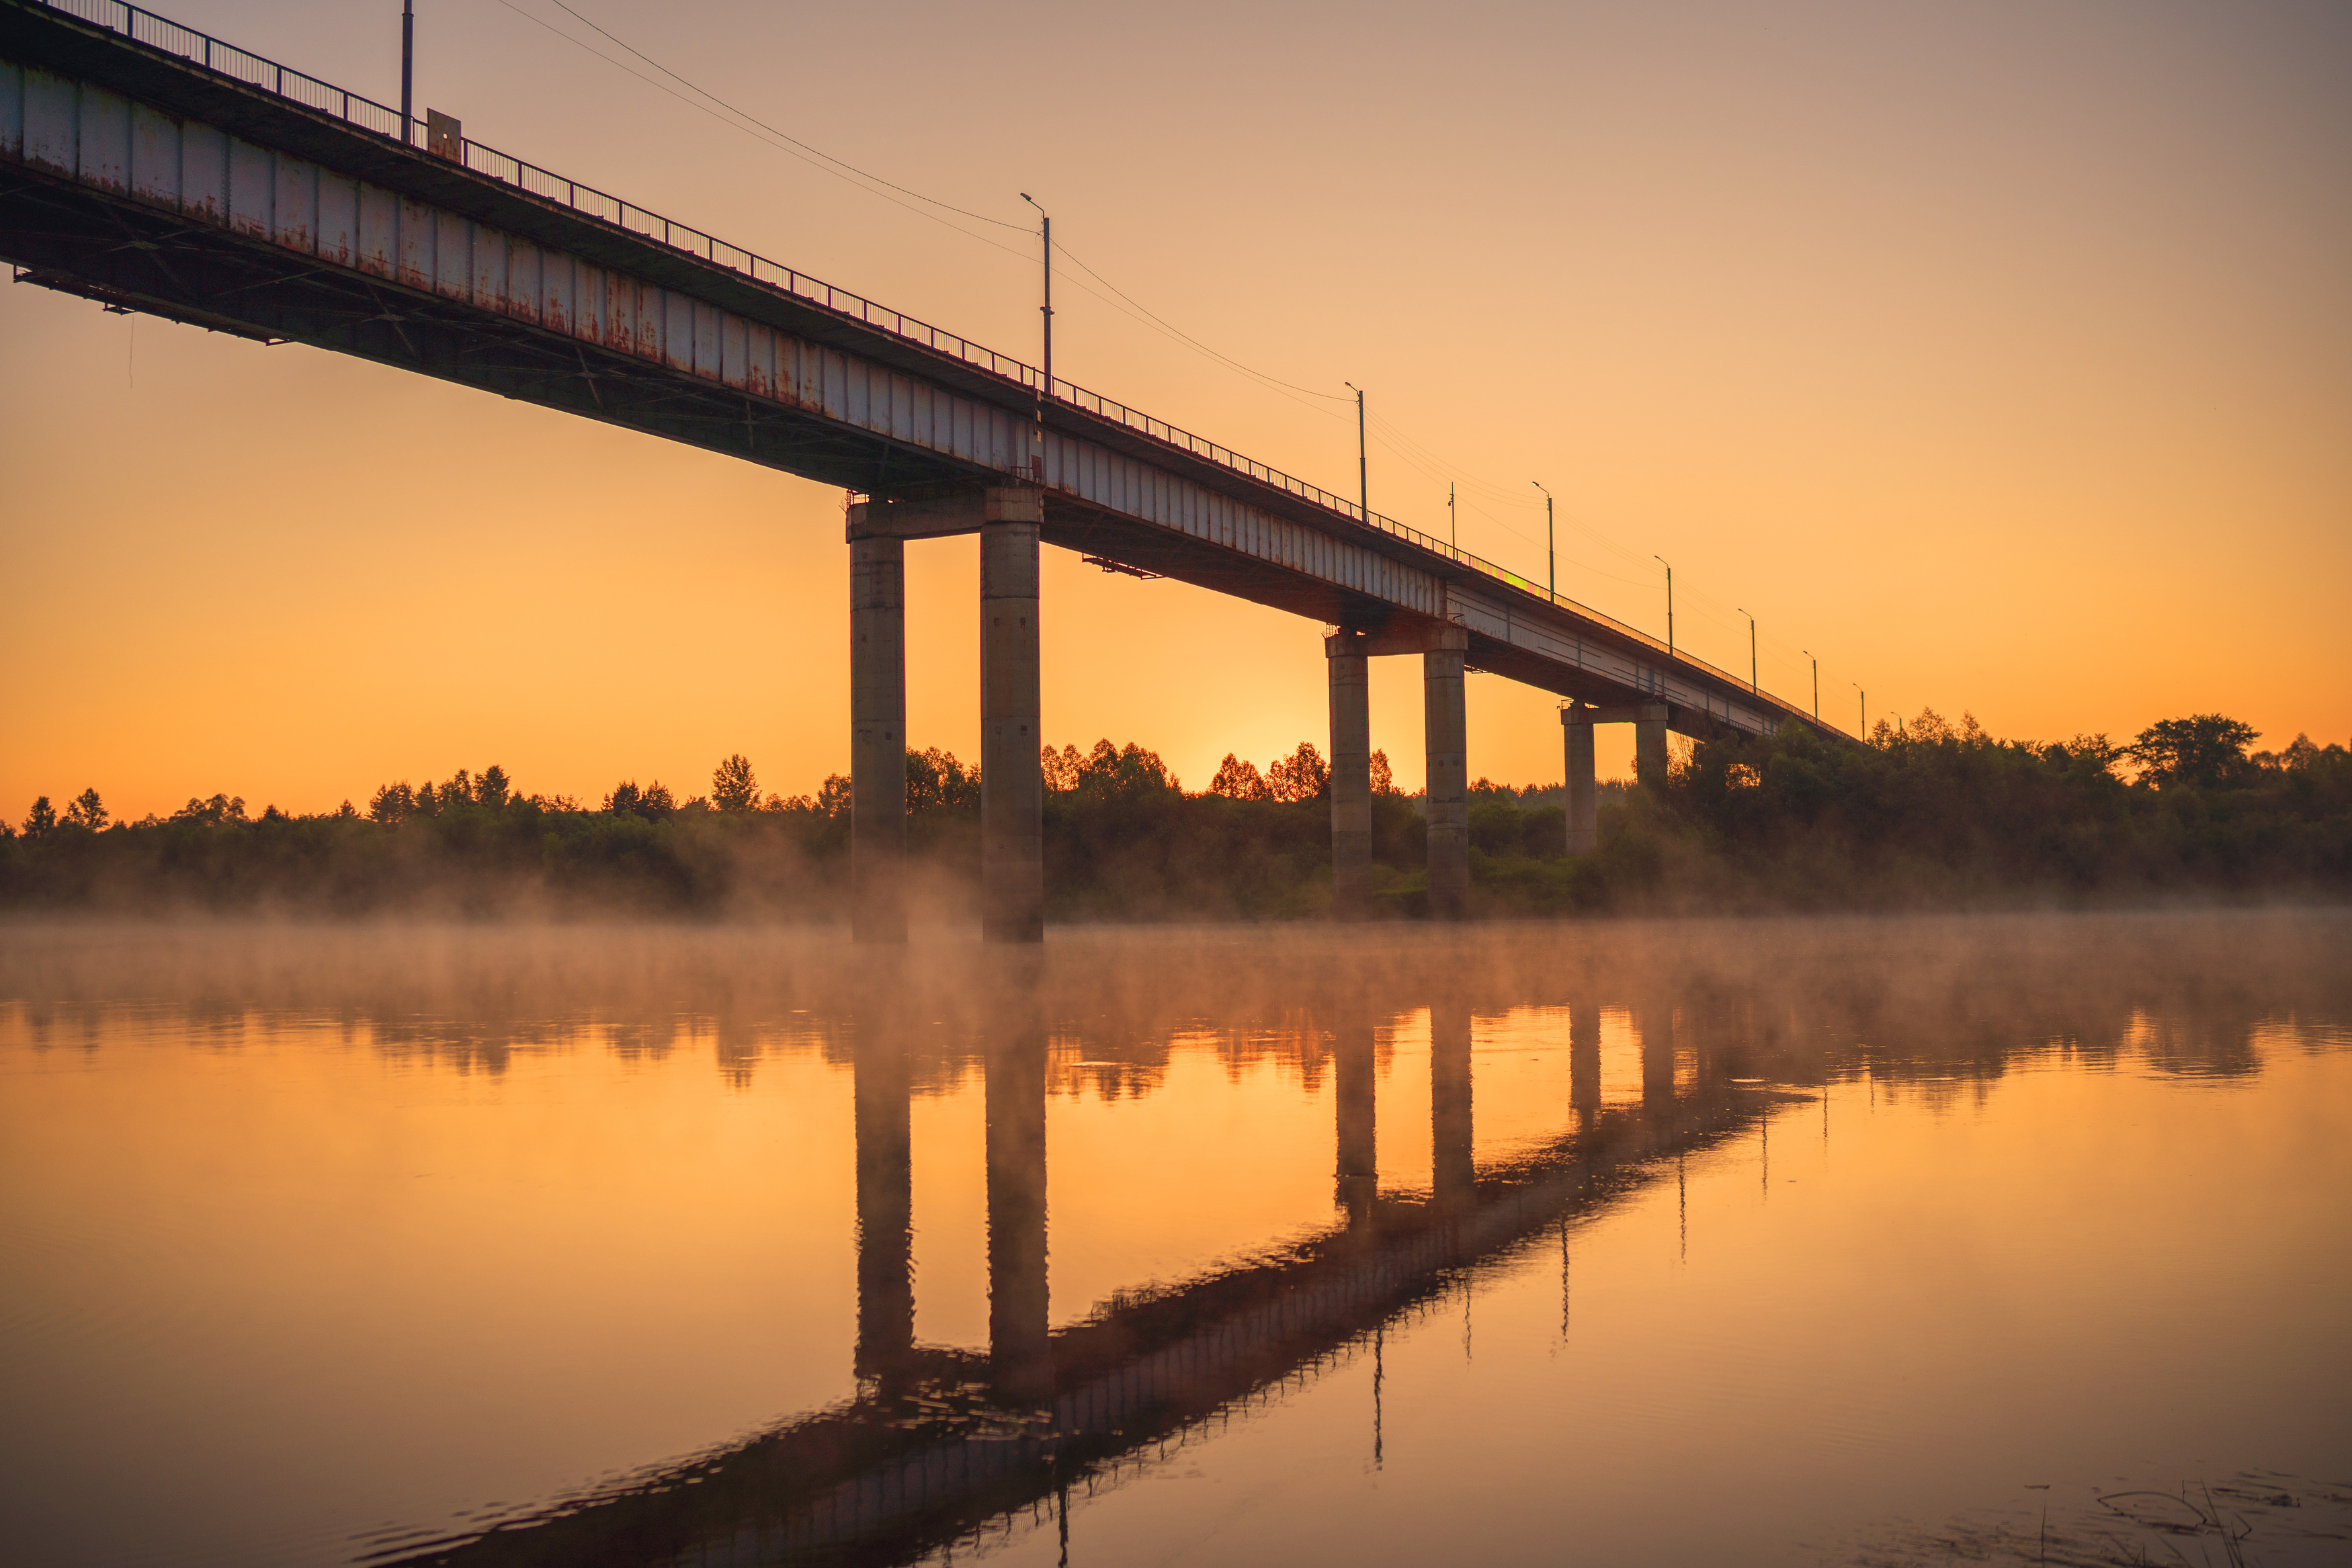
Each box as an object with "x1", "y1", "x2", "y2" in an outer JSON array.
[
  {"x1": 1370, "y1": 749, "x2": 1396, "y2": 795},
  {"x1": 907, "y1": 747, "x2": 980, "y2": 812},
  {"x1": 22, "y1": 796, "x2": 55, "y2": 838},
  {"x1": 173, "y1": 794, "x2": 246, "y2": 825},
  {"x1": 63, "y1": 788, "x2": 108, "y2": 831},
  {"x1": 1266, "y1": 742, "x2": 1329, "y2": 803},
  {"x1": 2131, "y1": 715, "x2": 2259, "y2": 790},
  {"x1": 712, "y1": 754, "x2": 758, "y2": 812},
  {"x1": 1210, "y1": 754, "x2": 1269, "y2": 800},
  {"x1": 477, "y1": 765, "x2": 512, "y2": 810},
  {"x1": 369, "y1": 782, "x2": 413, "y2": 824}
]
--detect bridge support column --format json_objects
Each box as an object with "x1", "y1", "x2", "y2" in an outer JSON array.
[
  {"x1": 980, "y1": 494, "x2": 1045, "y2": 943},
  {"x1": 1424, "y1": 648, "x2": 1470, "y2": 919},
  {"x1": 853, "y1": 1025, "x2": 914, "y2": 1385},
  {"x1": 1431, "y1": 999, "x2": 1474, "y2": 1208},
  {"x1": 1561, "y1": 702, "x2": 1597, "y2": 855},
  {"x1": 1635, "y1": 702, "x2": 1671, "y2": 789},
  {"x1": 850, "y1": 536, "x2": 907, "y2": 944},
  {"x1": 1335, "y1": 1012, "x2": 1378, "y2": 1225},
  {"x1": 1327, "y1": 631, "x2": 1372, "y2": 920}
]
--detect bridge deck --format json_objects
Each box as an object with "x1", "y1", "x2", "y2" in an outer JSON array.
[{"x1": 0, "y1": 0, "x2": 1849, "y2": 744}]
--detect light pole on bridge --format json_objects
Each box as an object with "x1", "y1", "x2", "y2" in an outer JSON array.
[
  {"x1": 1655, "y1": 555, "x2": 1673, "y2": 658},
  {"x1": 1804, "y1": 650, "x2": 1817, "y2": 722},
  {"x1": 1853, "y1": 682, "x2": 1866, "y2": 739},
  {"x1": 1344, "y1": 382, "x2": 1368, "y2": 523},
  {"x1": 1736, "y1": 607, "x2": 1756, "y2": 696},
  {"x1": 1019, "y1": 195, "x2": 1053, "y2": 451},
  {"x1": 400, "y1": 0, "x2": 413, "y2": 146},
  {"x1": 1532, "y1": 481, "x2": 1553, "y2": 600}
]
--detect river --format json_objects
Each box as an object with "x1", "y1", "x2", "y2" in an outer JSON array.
[{"x1": 3, "y1": 911, "x2": 2347, "y2": 1567}]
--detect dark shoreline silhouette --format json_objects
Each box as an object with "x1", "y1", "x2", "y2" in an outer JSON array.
[{"x1": 3, "y1": 711, "x2": 2344, "y2": 918}]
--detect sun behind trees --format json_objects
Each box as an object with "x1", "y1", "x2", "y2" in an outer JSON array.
[{"x1": 1, "y1": 711, "x2": 2345, "y2": 916}]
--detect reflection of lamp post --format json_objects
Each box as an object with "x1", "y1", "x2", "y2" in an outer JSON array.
[
  {"x1": 1736, "y1": 607, "x2": 1756, "y2": 695},
  {"x1": 1853, "y1": 682, "x2": 1865, "y2": 738},
  {"x1": 1804, "y1": 650, "x2": 1817, "y2": 721},
  {"x1": 1532, "y1": 480, "x2": 1553, "y2": 599},
  {"x1": 1655, "y1": 556, "x2": 1673, "y2": 658}
]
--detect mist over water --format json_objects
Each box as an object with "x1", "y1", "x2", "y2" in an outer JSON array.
[{"x1": 2, "y1": 912, "x2": 2347, "y2": 1567}]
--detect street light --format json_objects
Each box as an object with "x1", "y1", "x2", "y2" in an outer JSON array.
[
  {"x1": 1532, "y1": 480, "x2": 1553, "y2": 600},
  {"x1": 1344, "y1": 382, "x2": 1368, "y2": 523},
  {"x1": 400, "y1": 0, "x2": 415, "y2": 146},
  {"x1": 1803, "y1": 650, "x2": 1817, "y2": 721},
  {"x1": 1018, "y1": 193, "x2": 1053, "y2": 407},
  {"x1": 1655, "y1": 556, "x2": 1673, "y2": 658},
  {"x1": 1853, "y1": 682, "x2": 1865, "y2": 738},
  {"x1": 1736, "y1": 607, "x2": 1756, "y2": 695},
  {"x1": 1448, "y1": 481, "x2": 1456, "y2": 552}
]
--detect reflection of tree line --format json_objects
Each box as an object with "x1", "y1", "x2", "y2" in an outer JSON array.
[
  {"x1": 5, "y1": 916, "x2": 2341, "y2": 1098},
  {"x1": 9, "y1": 709, "x2": 2340, "y2": 916}
]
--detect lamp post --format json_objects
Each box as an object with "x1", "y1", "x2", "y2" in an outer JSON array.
[
  {"x1": 1018, "y1": 193, "x2": 1053, "y2": 411},
  {"x1": 1344, "y1": 382, "x2": 1368, "y2": 523},
  {"x1": 1532, "y1": 481, "x2": 1553, "y2": 599},
  {"x1": 1448, "y1": 482, "x2": 1456, "y2": 552},
  {"x1": 1736, "y1": 607, "x2": 1755, "y2": 695},
  {"x1": 1853, "y1": 683, "x2": 1865, "y2": 738},
  {"x1": 1655, "y1": 556, "x2": 1673, "y2": 658},
  {"x1": 400, "y1": 0, "x2": 414, "y2": 146},
  {"x1": 1804, "y1": 650, "x2": 1817, "y2": 721}
]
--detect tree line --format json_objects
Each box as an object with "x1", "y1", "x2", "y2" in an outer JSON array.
[{"x1": 3, "y1": 712, "x2": 2343, "y2": 918}]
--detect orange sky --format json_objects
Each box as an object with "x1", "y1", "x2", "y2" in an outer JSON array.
[{"x1": 4, "y1": 0, "x2": 2347, "y2": 819}]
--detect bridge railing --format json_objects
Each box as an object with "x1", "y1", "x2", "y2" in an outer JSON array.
[{"x1": 37, "y1": 0, "x2": 1828, "y2": 734}]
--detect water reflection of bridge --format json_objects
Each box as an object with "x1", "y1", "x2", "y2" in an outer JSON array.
[{"x1": 378, "y1": 992, "x2": 1775, "y2": 1568}]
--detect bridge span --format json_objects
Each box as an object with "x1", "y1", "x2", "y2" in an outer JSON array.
[{"x1": 0, "y1": 0, "x2": 1852, "y2": 934}]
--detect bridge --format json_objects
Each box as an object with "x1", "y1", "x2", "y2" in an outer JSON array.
[
  {"x1": 362, "y1": 982, "x2": 1771, "y2": 1568},
  {"x1": 0, "y1": 0, "x2": 1853, "y2": 938}
]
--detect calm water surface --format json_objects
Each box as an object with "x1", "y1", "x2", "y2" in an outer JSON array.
[{"x1": 2, "y1": 912, "x2": 2347, "y2": 1567}]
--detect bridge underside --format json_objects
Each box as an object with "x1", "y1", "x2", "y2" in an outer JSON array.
[{"x1": 5, "y1": 157, "x2": 1406, "y2": 633}]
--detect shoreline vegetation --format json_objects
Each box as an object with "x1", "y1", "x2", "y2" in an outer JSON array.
[{"x1": 3, "y1": 711, "x2": 2345, "y2": 920}]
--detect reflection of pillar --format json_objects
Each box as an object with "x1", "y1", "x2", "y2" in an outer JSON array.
[
  {"x1": 1639, "y1": 998, "x2": 1675, "y2": 1110},
  {"x1": 850, "y1": 535, "x2": 907, "y2": 944},
  {"x1": 1635, "y1": 703, "x2": 1670, "y2": 789},
  {"x1": 1570, "y1": 991, "x2": 1601, "y2": 1124},
  {"x1": 1561, "y1": 703, "x2": 1597, "y2": 855},
  {"x1": 1327, "y1": 632, "x2": 1373, "y2": 920},
  {"x1": 980, "y1": 494, "x2": 1044, "y2": 943},
  {"x1": 1431, "y1": 1000, "x2": 1474, "y2": 1206},
  {"x1": 1425, "y1": 647, "x2": 1469, "y2": 919},
  {"x1": 1335, "y1": 1014, "x2": 1378, "y2": 1223},
  {"x1": 853, "y1": 1030, "x2": 913, "y2": 1383},
  {"x1": 986, "y1": 1023, "x2": 1050, "y2": 1400}
]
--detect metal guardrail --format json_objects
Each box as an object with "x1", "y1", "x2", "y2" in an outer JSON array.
[{"x1": 34, "y1": 0, "x2": 1826, "y2": 732}]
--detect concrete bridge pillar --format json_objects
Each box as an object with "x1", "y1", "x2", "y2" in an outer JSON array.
[
  {"x1": 1561, "y1": 702, "x2": 1597, "y2": 856},
  {"x1": 1424, "y1": 648, "x2": 1470, "y2": 918},
  {"x1": 1635, "y1": 702, "x2": 1671, "y2": 789},
  {"x1": 1326, "y1": 631, "x2": 1373, "y2": 920},
  {"x1": 1431, "y1": 999, "x2": 1475, "y2": 1207},
  {"x1": 852, "y1": 1024, "x2": 914, "y2": 1385},
  {"x1": 985, "y1": 1007, "x2": 1050, "y2": 1401},
  {"x1": 1335, "y1": 1012, "x2": 1378, "y2": 1225},
  {"x1": 849, "y1": 535, "x2": 909, "y2": 944},
  {"x1": 980, "y1": 494, "x2": 1045, "y2": 944}
]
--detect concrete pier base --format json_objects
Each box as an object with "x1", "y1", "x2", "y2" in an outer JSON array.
[
  {"x1": 980, "y1": 494, "x2": 1044, "y2": 944},
  {"x1": 1326, "y1": 631, "x2": 1372, "y2": 920},
  {"x1": 1561, "y1": 702, "x2": 1597, "y2": 855},
  {"x1": 850, "y1": 535, "x2": 907, "y2": 944},
  {"x1": 1424, "y1": 648, "x2": 1469, "y2": 919}
]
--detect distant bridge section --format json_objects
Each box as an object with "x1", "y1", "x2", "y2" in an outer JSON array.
[{"x1": 0, "y1": 0, "x2": 1854, "y2": 930}]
